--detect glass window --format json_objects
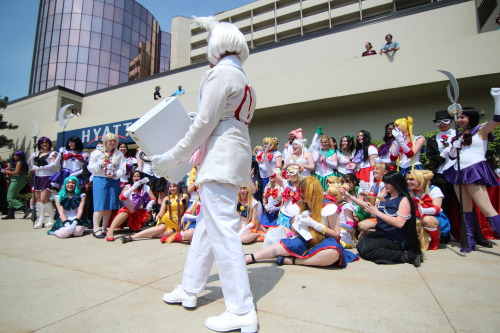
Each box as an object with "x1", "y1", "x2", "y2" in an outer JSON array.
[
  {"x1": 51, "y1": 30, "x2": 60, "y2": 47},
  {"x1": 48, "y1": 63, "x2": 56, "y2": 80},
  {"x1": 53, "y1": 14, "x2": 62, "y2": 30},
  {"x1": 63, "y1": 0, "x2": 72, "y2": 13},
  {"x1": 44, "y1": 33, "x2": 52, "y2": 48},
  {"x1": 124, "y1": 0, "x2": 133, "y2": 13},
  {"x1": 88, "y1": 48, "x2": 100, "y2": 66},
  {"x1": 49, "y1": 46, "x2": 58, "y2": 63},
  {"x1": 65, "y1": 80, "x2": 75, "y2": 90},
  {"x1": 86, "y1": 81, "x2": 97, "y2": 92},
  {"x1": 48, "y1": 0, "x2": 56, "y2": 15},
  {"x1": 55, "y1": 0, "x2": 64, "y2": 14},
  {"x1": 110, "y1": 53, "x2": 120, "y2": 70},
  {"x1": 82, "y1": 0, "x2": 93, "y2": 15},
  {"x1": 122, "y1": 26, "x2": 131, "y2": 42},
  {"x1": 76, "y1": 64, "x2": 88, "y2": 81},
  {"x1": 131, "y1": 30, "x2": 139, "y2": 48},
  {"x1": 79, "y1": 30, "x2": 90, "y2": 47},
  {"x1": 102, "y1": 19, "x2": 113, "y2": 36},
  {"x1": 111, "y1": 37, "x2": 121, "y2": 55},
  {"x1": 100, "y1": 50, "x2": 110, "y2": 67},
  {"x1": 98, "y1": 67, "x2": 110, "y2": 84},
  {"x1": 114, "y1": 7, "x2": 124, "y2": 24},
  {"x1": 66, "y1": 63, "x2": 77, "y2": 80},
  {"x1": 70, "y1": 14, "x2": 82, "y2": 30},
  {"x1": 56, "y1": 63, "x2": 66, "y2": 80},
  {"x1": 91, "y1": 16, "x2": 102, "y2": 33},
  {"x1": 123, "y1": 11, "x2": 132, "y2": 26},
  {"x1": 115, "y1": 0, "x2": 125, "y2": 9},
  {"x1": 40, "y1": 80, "x2": 47, "y2": 91},
  {"x1": 69, "y1": 29, "x2": 79, "y2": 46},
  {"x1": 46, "y1": 15, "x2": 54, "y2": 32},
  {"x1": 113, "y1": 22, "x2": 122, "y2": 39},
  {"x1": 141, "y1": 7, "x2": 148, "y2": 22},
  {"x1": 61, "y1": 13, "x2": 71, "y2": 29},
  {"x1": 93, "y1": 1, "x2": 103, "y2": 16},
  {"x1": 90, "y1": 32, "x2": 101, "y2": 49},
  {"x1": 87, "y1": 65, "x2": 98, "y2": 82},
  {"x1": 55, "y1": 79, "x2": 65, "y2": 87},
  {"x1": 101, "y1": 35, "x2": 111, "y2": 52},
  {"x1": 133, "y1": 2, "x2": 141, "y2": 16},
  {"x1": 77, "y1": 47, "x2": 89, "y2": 64},
  {"x1": 72, "y1": 0, "x2": 83, "y2": 14},
  {"x1": 97, "y1": 83, "x2": 108, "y2": 90},
  {"x1": 60, "y1": 29, "x2": 69, "y2": 45},
  {"x1": 41, "y1": 64, "x2": 48, "y2": 79},
  {"x1": 120, "y1": 56, "x2": 129, "y2": 73},
  {"x1": 103, "y1": 3, "x2": 114, "y2": 21},
  {"x1": 109, "y1": 69, "x2": 119, "y2": 85},
  {"x1": 81, "y1": 14, "x2": 92, "y2": 31},
  {"x1": 132, "y1": 14, "x2": 140, "y2": 32},
  {"x1": 58, "y1": 45, "x2": 68, "y2": 62},
  {"x1": 119, "y1": 72, "x2": 128, "y2": 83},
  {"x1": 47, "y1": 80, "x2": 55, "y2": 89},
  {"x1": 140, "y1": 21, "x2": 146, "y2": 37},
  {"x1": 67, "y1": 46, "x2": 78, "y2": 62},
  {"x1": 121, "y1": 43, "x2": 130, "y2": 58},
  {"x1": 75, "y1": 80, "x2": 87, "y2": 93}
]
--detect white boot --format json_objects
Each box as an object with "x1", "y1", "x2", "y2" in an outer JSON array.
[
  {"x1": 205, "y1": 309, "x2": 258, "y2": 333},
  {"x1": 162, "y1": 285, "x2": 197, "y2": 308},
  {"x1": 33, "y1": 202, "x2": 45, "y2": 229},
  {"x1": 44, "y1": 202, "x2": 55, "y2": 228}
]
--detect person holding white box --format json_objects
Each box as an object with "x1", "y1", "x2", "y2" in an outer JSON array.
[{"x1": 150, "y1": 17, "x2": 258, "y2": 333}]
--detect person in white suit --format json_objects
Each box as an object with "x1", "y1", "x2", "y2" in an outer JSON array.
[{"x1": 150, "y1": 17, "x2": 258, "y2": 333}]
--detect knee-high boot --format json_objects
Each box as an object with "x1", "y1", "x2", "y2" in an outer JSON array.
[
  {"x1": 473, "y1": 213, "x2": 493, "y2": 248},
  {"x1": 461, "y1": 212, "x2": 477, "y2": 253},
  {"x1": 424, "y1": 227, "x2": 440, "y2": 250},
  {"x1": 486, "y1": 215, "x2": 500, "y2": 239},
  {"x1": 44, "y1": 202, "x2": 55, "y2": 228},
  {"x1": 34, "y1": 202, "x2": 45, "y2": 229}
]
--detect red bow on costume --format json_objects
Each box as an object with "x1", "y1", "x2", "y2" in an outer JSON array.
[
  {"x1": 256, "y1": 152, "x2": 274, "y2": 163},
  {"x1": 413, "y1": 194, "x2": 433, "y2": 219},
  {"x1": 63, "y1": 153, "x2": 84, "y2": 161},
  {"x1": 282, "y1": 187, "x2": 300, "y2": 204},
  {"x1": 264, "y1": 188, "x2": 279, "y2": 198}
]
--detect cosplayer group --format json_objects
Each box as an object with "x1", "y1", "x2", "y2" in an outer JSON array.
[{"x1": 1, "y1": 14, "x2": 499, "y2": 333}]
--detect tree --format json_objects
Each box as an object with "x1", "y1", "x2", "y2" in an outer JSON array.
[{"x1": 0, "y1": 95, "x2": 19, "y2": 149}]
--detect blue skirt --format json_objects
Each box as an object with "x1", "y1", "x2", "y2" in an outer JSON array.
[
  {"x1": 93, "y1": 176, "x2": 121, "y2": 211},
  {"x1": 436, "y1": 211, "x2": 451, "y2": 237},
  {"x1": 280, "y1": 235, "x2": 359, "y2": 268},
  {"x1": 260, "y1": 211, "x2": 279, "y2": 227},
  {"x1": 399, "y1": 164, "x2": 423, "y2": 176},
  {"x1": 443, "y1": 161, "x2": 499, "y2": 187},
  {"x1": 48, "y1": 168, "x2": 84, "y2": 190}
]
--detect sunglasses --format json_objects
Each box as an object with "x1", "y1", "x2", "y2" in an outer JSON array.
[{"x1": 436, "y1": 119, "x2": 452, "y2": 125}]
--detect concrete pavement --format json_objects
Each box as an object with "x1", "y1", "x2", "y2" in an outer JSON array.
[{"x1": 1, "y1": 213, "x2": 499, "y2": 333}]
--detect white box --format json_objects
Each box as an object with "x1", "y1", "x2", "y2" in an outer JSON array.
[{"x1": 126, "y1": 97, "x2": 194, "y2": 183}]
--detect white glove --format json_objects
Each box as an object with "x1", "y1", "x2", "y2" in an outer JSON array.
[
  {"x1": 492, "y1": 88, "x2": 500, "y2": 118},
  {"x1": 239, "y1": 222, "x2": 254, "y2": 236},
  {"x1": 359, "y1": 180, "x2": 371, "y2": 192},
  {"x1": 182, "y1": 213, "x2": 198, "y2": 221},
  {"x1": 265, "y1": 203, "x2": 280, "y2": 213},
  {"x1": 452, "y1": 139, "x2": 462, "y2": 149},
  {"x1": 122, "y1": 184, "x2": 137, "y2": 198},
  {"x1": 391, "y1": 139, "x2": 400, "y2": 155},
  {"x1": 418, "y1": 204, "x2": 438, "y2": 216},
  {"x1": 138, "y1": 177, "x2": 149, "y2": 185},
  {"x1": 69, "y1": 169, "x2": 82, "y2": 177},
  {"x1": 392, "y1": 128, "x2": 404, "y2": 143},
  {"x1": 130, "y1": 181, "x2": 141, "y2": 190},
  {"x1": 59, "y1": 147, "x2": 64, "y2": 153},
  {"x1": 146, "y1": 200, "x2": 155, "y2": 212},
  {"x1": 297, "y1": 214, "x2": 326, "y2": 233},
  {"x1": 150, "y1": 150, "x2": 180, "y2": 178}
]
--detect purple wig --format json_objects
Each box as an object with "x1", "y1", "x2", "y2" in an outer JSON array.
[
  {"x1": 11, "y1": 150, "x2": 28, "y2": 172},
  {"x1": 37, "y1": 137, "x2": 53, "y2": 151}
]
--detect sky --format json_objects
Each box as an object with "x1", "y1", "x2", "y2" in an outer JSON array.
[{"x1": 0, "y1": 0, "x2": 256, "y2": 102}]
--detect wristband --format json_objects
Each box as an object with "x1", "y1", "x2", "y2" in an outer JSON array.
[{"x1": 404, "y1": 150, "x2": 415, "y2": 158}]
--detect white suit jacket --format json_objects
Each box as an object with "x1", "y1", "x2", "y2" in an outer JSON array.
[{"x1": 171, "y1": 55, "x2": 256, "y2": 186}]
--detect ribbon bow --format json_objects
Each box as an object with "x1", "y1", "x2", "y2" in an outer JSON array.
[
  {"x1": 264, "y1": 188, "x2": 279, "y2": 198},
  {"x1": 64, "y1": 153, "x2": 84, "y2": 161},
  {"x1": 60, "y1": 196, "x2": 81, "y2": 210},
  {"x1": 282, "y1": 187, "x2": 300, "y2": 204},
  {"x1": 131, "y1": 191, "x2": 150, "y2": 211},
  {"x1": 412, "y1": 194, "x2": 433, "y2": 218},
  {"x1": 256, "y1": 152, "x2": 274, "y2": 163}
]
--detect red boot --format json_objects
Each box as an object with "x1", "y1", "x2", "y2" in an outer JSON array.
[
  {"x1": 425, "y1": 227, "x2": 440, "y2": 250},
  {"x1": 171, "y1": 231, "x2": 184, "y2": 243}
]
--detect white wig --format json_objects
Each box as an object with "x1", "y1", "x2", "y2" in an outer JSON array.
[
  {"x1": 293, "y1": 138, "x2": 307, "y2": 150},
  {"x1": 193, "y1": 16, "x2": 249, "y2": 65}
]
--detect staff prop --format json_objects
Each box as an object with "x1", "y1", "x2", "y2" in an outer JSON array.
[
  {"x1": 437, "y1": 70, "x2": 468, "y2": 253},
  {"x1": 57, "y1": 104, "x2": 73, "y2": 190},
  {"x1": 30, "y1": 120, "x2": 41, "y2": 223}
]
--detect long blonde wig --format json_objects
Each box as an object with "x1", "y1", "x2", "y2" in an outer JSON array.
[
  {"x1": 298, "y1": 176, "x2": 325, "y2": 247},
  {"x1": 394, "y1": 116, "x2": 415, "y2": 171}
]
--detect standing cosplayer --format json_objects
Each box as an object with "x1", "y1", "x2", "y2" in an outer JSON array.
[
  {"x1": 150, "y1": 17, "x2": 258, "y2": 332},
  {"x1": 443, "y1": 88, "x2": 500, "y2": 251}
]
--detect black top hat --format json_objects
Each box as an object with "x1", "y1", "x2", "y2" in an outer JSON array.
[{"x1": 433, "y1": 110, "x2": 453, "y2": 123}]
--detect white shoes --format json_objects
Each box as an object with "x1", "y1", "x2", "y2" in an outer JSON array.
[
  {"x1": 205, "y1": 309, "x2": 258, "y2": 333},
  {"x1": 162, "y1": 285, "x2": 197, "y2": 308}
]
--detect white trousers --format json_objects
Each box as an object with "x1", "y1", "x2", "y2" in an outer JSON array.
[{"x1": 182, "y1": 181, "x2": 254, "y2": 315}]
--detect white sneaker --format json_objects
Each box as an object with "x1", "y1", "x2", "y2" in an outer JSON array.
[
  {"x1": 162, "y1": 285, "x2": 197, "y2": 308},
  {"x1": 205, "y1": 309, "x2": 258, "y2": 333}
]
